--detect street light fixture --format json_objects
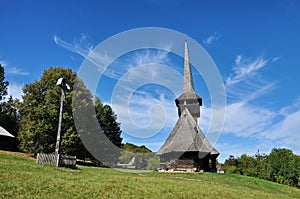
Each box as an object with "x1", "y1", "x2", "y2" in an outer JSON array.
[{"x1": 55, "y1": 77, "x2": 71, "y2": 167}]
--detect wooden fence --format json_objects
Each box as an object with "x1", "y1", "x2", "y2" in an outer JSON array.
[
  {"x1": 36, "y1": 153, "x2": 76, "y2": 168},
  {"x1": 36, "y1": 153, "x2": 56, "y2": 165}
]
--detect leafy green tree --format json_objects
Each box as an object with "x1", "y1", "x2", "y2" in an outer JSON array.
[
  {"x1": 95, "y1": 98, "x2": 122, "y2": 148},
  {"x1": 236, "y1": 151, "x2": 267, "y2": 178},
  {"x1": 264, "y1": 148, "x2": 298, "y2": 186},
  {"x1": 237, "y1": 154, "x2": 257, "y2": 176},
  {"x1": 0, "y1": 96, "x2": 20, "y2": 135},
  {"x1": 223, "y1": 149, "x2": 299, "y2": 187},
  {"x1": 146, "y1": 155, "x2": 160, "y2": 170},
  {"x1": 72, "y1": 78, "x2": 123, "y2": 166},
  {"x1": 0, "y1": 64, "x2": 9, "y2": 101},
  {"x1": 0, "y1": 96, "x2": 20, "y2": 149},
  {"x1": 254, "y1": 150, "x2": 267, "y2": 178},
  {"x1": 18, "y1": 67, "x2": 123, "y2": 163},
  {"x1": 0, "y1": 65, "x2": 20, "y2": 150},
  {"x1": 19, "y1": 67, "x2": 78, "y2": 154},
  {"x1": 296, "y1": 155, "x2": 300, "y2": 184},
  {"x1": 223, "y1": 155, "x2": 238, "y2": 173}
]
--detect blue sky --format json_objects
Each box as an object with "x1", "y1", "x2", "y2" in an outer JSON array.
[{"x1": 1, "y1": 0, "x2": 300, "y2": 162}]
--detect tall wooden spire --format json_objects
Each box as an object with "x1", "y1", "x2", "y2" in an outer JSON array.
[
  {"x1": 183, "y1": 40, "x2": 195, "y2": 93},
  {"x1": 175, "y1": 40, "x2": 202, "y2": 122}
]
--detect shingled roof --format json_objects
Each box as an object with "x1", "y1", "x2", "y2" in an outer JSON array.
[{"x1": 157, "y1": 107, "x2": 219, "y2": 156}]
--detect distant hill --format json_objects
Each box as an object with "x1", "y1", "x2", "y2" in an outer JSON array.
[{"x1": 122, "y1": 143, "x2": 152, "y2": 153}]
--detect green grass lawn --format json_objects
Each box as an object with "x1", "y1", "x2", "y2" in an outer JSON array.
[{"x1": 1, "y1": 150, "x2": 300, "y2": 199}]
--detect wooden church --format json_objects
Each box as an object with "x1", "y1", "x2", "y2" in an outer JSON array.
[{"x1": 157, "y1": 41, "x2": 219, "y2": 172}]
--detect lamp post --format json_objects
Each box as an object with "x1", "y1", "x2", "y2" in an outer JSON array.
[{"x1": 55, "y1": 77, "x2": 71, "y2": 167}]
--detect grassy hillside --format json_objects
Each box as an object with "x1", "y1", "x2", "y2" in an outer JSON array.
[{"x1": 1, "y1": 150, "x2": 300, "y2": 199}]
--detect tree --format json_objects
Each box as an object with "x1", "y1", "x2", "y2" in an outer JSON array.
[
  {"x1": 0, "y1": 96, "x2": 20, "y2": 149},
  {"x1": 0, "y1": 65, "x2": 20, "y2": 150},
  {"x1": 19, "y1": 67, "x2": 79, "y2": 154},
  {"x1": 296, "y1": 155, "x2": 300, "y2": 184},
  {"x1": 223, "y1": 149, "x2": 299, "y2": 187},
  {"x1": 237, "y1": 154, "x2": 257, "y2": 176},
  {"x1": 18, "y1": 67, "x2": 123, "y2": 163},
  {"x1": 95, "y1": 98, "x2": 122, "y2": 148},
  {"x1": 146, "y1": 155, "x2": 160, "y2": 170},
  {"x1": 264, "y1": 148, "x2": 298, "y2": 186},
  {"x1": 235, "y1": 150, "x2": 267, "y2": 178},
  {"x1": 0, "y1": 96, "x2": 20, "y2": 135},
  {"x1": 254, "y1": 150, "x2": 267, "y2": 178},
  {"x1": 0, "y1": 64, "x2": 9, "y2": 101},
  {"x1": 223, "y1": 155, "x2": 238, "y2": 173}
]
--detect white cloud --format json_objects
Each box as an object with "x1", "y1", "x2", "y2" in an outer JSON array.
[
  {"x1": 0, "y1": 60, "x2": 8, "y2": 67},
  {"x1": 0, "y1": 60, "x2": 25, "y2": 100},
  {"x1": 112, "y1": 91, "x2": 177, "y2": 139},
  {"x1": 199, "y1": 98, "x2": 276, "y2": 148},
  {"x1": 203, "y1": 32, "x2": 221, "y2": 45},
  {"x1": 132, "y1": 49, "x2": 170, "y2": 67},
  {"x1": 54, "y1": 34, "x2": 93, "y2": 58},
  {"x1": 200, "y1": 54, "x2": 277, "y2": 138},
  {"x1": 0, "y1": 60, "x2": 29, "y2": 76},
  {"x1": 54, "y1": 34, "x2": 173, "y2": 81},
  {"x1": 216, "y1": 142, "x2": 254, "y2": 163},
  {"x1": 223, "y1": 102, "x2": 275, "y2": 137},
  {"x1": 215, "y1": 139, "x2": 279, "y2": 163},
  {"x1": 7, "y1": 67, "x2": 29, "y2": 75},
  {"x1": 225, "y1": 55, "x2": 279, "y2": 103},
  {"x1": 271, "y1": 56, "x2": 280, "y2": 62},
  {"x1": 261, "y1": 99, "x2": 300, "y2": 148},
  {"x1": 108, "y1": 49, "x2": 181, "y2": 140},
  {"x1": 7, "y1": 82, "x2": 24, "y2": 101},
  {"x1": 110, "y1": 63, "x2": 181, "y2": 139},
  {"x1": 212, "y1": 54, "x2": 300, "y2": 158},
  {"x1": 213, "y1": 101, "x2": 300, "y2": 162},
  {"x1": 54, "y1": 34, "x2": 115, "y2": 79},
  {"x1": 110, "y1": 48, "x2": 172, "y2": 80},
  {"x1": 226, "y1": 55, "x2": 273, "y2": 86}
]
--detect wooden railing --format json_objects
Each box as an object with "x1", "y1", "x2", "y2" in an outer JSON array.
[{"x1": 36, "y1": 153, "x2": 76, "y2": 168}]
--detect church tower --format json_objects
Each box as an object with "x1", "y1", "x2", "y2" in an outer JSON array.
[
  {"x1": 175, "y1": 41, "x2": 202, "y2": 123},
  {"x1": 157, "y1": 40, "x2": 219, "y2": 172}
]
